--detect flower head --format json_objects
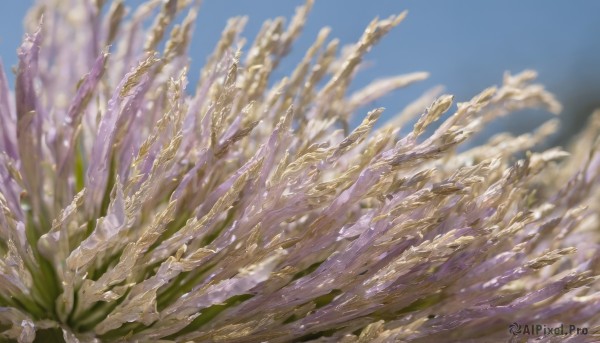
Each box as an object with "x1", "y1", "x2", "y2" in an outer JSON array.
[{"x1": 0, "y1": 1, "x2": 599, "y2": 342}]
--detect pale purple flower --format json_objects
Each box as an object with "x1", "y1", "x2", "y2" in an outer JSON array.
[{"x1": 0, "y1": 1, "x2": 598, "y2": 342}]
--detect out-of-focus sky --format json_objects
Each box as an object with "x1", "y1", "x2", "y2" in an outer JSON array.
[{"x1": 1, "y1": 1, "x2": 600, "y2": 145}]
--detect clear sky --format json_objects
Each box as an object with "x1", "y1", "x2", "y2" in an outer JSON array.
[{"x1": 2, "y1": 1, "x2": 600, "y2": 146}]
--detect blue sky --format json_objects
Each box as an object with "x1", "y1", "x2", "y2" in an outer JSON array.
[{"x1": 2, "y1": 1, "x2": 600, "y2": 145}]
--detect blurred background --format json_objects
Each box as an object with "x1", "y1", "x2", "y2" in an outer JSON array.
[{"x1": 1, "y1": 0, "x2": 600, "y2": 147}]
